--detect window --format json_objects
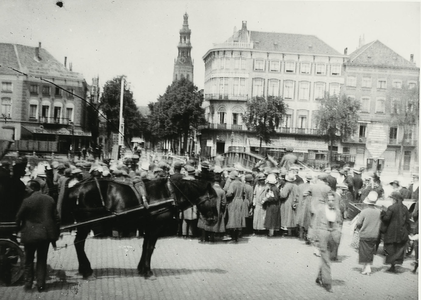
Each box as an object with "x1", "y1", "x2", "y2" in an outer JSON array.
[
  {"x1": 268, "y1": 79, "x2": 280, "y2": 97},
  {"x1": 252, "y1": 78, "x2": 264, "y2": 97},
  {"x1": 234, "y1": 58, "x2": 240, "y2": 69},
  {"x1": 233, "y1": 78, "x2": 239, "y2": 96},
  {"x1": 392, "y1": 80, "x2": 402, "y2": 89},
  {"x1": 232, "y1": 113, "x2": 239, "y2": 125},
  {"x1": 283, "y1": 81, "x2": 294, "y2": 99},
  {"x1": 53, "y1": 106, "x2": 61, "y2": 122},
  {"x1": 330, "y1": 65, "x2": 341, "y2": 76},
  {"x1": 315, "y1": 64, "x2": 326, "y2": 75},
  {"x1": 298, "y1": 116, "x2": 307, "y2": 128},
  {"x1": 361, "y1": 97, "x2": 370, "y2": 112},
  {"x1": 314, "y1": 82, "x2": 325, "y2": 100},
  {"x1": 1, "y1": 82, "x2": 12, "y2": 92},
  {"x1": 42, "y1": 86, "x2": 51, "y2": 95},
  {"x1": 408, "y1": 82, "x2": 416, "y2": 89},
  {"x1": 270, "y1": 61, "x2": 280, "y2": 72},
  {"x1": 329, "y1": 83, "x2": 340, "y2": 96},
  {"x1": 66, "y1": 107, "x2": 73, "y2": 122},
  {"x1": 239, "y1": 78, "x2": 246, "y2": 95},
  {"x1": 347, "y1": 76, "x2": 356, "y2": 87},
  {"x1": 389, "y1": 127, "x2": 397, "y2": 144},
  {"x1": 362, "y1": 77, "x2": 372, "y2": 88},
  {"x1": 377, "y1": 79, "x2": 387, "y2": 89},
  {"x1": 404, "y1": 127, "x2": 413, "y2": 141},
  {"x1": 359, "y1": 125, "x2": 366, "y2": 138},
  {"x1": 282, "y1": 114, "x2": 292, "y2": 128},
  {"x1": 224, "y1": 57, "x2": 230, "y2": 70},
  {"x1": 219, "y1": 57, "x2": 224, "y2": 69},
  {"x1": 391, "y1": 99, "x2": 400, "y2": 114},
  {"x1": 254, "y1": 59, "x2": 264, "y2": 71},
  {"x1": 300, "y1": 63, "x2": 311, "y2": 74},
  {"x1": 30, "y1": 85, "x2": 38, "y2": 94},
  {"x1": 1, "y1": 98, "x2": 11, "y2": 118},
  {"x1": 285, "y1": 62, "x2": 295, "y2": 73},
  {"x1": 343, "y1": 147, "x2": 350, "y2": 154},
  {"x1": 375, "y1": 98, "x2": 386, "y2": 113},
  {"x1": 219, "y1": 112, "x2": 226, "y2": 124},
  {"x1": 41, "y1": 105, "x2": 49, "y2": 118},
  {"x1": 298, "y1": 82, "x2": 310, "y2": 100},
  {"x1": 55, "y1": 87, "x2": 62, "y2": 97},
  {"x1": 223, "y1": 78, "x2": 228, "y2": 96},
  {"x1": 30, "y1": 104, "x2": 38, "y2": 119}
]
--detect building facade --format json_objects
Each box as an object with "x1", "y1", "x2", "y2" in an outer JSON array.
[
  {"x1": 200, "y1": 21, "x2": 347, "y2": 167},
  {"x1": 342, "y1": 40, "x2": 419, "y2": 173},
  {"x1": 0, "y1": 42, "x2": 91, "y2": 156},
  {"x1": 173, "y1": 13, "x2": 194, "y2": 82}
]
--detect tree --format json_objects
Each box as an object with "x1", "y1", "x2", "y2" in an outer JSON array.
[
  {"x1": 243, "y1": 96, "x2": 287, "y2": 152},
  {"x1": 389, "y1": 85, "x2": 419, "y2": 174},
  {"x1": 315, "y1": 93, "x2": 360, "y2": 164},
  {"x1": 148, "y1": 78, "x2": 206, "y2": 153},
  {"x1": 99, "y1": 76, "x2": 145, "y2": 151}
]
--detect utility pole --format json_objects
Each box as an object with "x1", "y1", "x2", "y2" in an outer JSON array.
[{"x1": 118, "y1": 76, "x2": 125, "y2": 159}]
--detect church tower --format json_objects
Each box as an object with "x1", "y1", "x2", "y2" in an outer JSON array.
[{"x1": 173, "y1": 13, "x2": 194, "y2": 82}]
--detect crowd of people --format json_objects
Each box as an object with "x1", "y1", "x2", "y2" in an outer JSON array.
[{"x1": 0, "y1": 150, "x2": 419, "y2": 293}]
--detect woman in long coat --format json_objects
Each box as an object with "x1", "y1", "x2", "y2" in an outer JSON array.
[
  {"x1": 253, "y1": 173, "x2": 267, "y2": 232},
  {"x1": 280, "y1": 173, "x2": 299, "y2": 235},
  {"x1": 297, "y1": 173, "x2": 313, "y2": 240},
  {"x1": 381, "y1": 191, "x2": 411, "y2": 272},
  {"x1": 263, "y1": 174, "x2": 281, "y2": 237},
  {"x1": 226, "y1": 171, "x2": 246, "y2": 242}
]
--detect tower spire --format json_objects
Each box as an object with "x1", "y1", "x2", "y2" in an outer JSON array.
[{"x1": 173, "y1": 13, "x2": 194, "y2": 82}]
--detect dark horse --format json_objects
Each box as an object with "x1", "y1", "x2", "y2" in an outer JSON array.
[{"x1": 60, "y1": 177, "x2": 218, "y2": 278}]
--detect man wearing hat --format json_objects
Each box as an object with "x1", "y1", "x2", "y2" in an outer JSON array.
[
  {"x1": 290, "y1": 165, "x2": 304, "y2": 186},
  {"x1": 181, "y1": 166, "x2": 198, "y2": 239},
  {"x1": 200, "y1": 161, "x2": 213, "y2": 184},
  {"x1": 352, "y1": 167, "x2": 364, "y2": 202},
  {"x1": 297, "y1": 172, "x2": 314, "y2": 242},
  {"x1": 68, "y1": 168, "x2": 83, "y2": 188},
  {"x1": 226, "y1": 170, "x2": 246, "y2": 242},
  {"x1": 355, "y1": 191, "x2": 381, "y2": 275},
  {"x1": 252, "y1": 173, "x2": 267, "y2": 234},
  {"x1": 170, "y1": 162, "x2": 185, "y2": 236},
  {"x1": 335, "y1": 182, "x2": 351, "y2": 220},
  {"x1": 381, "y1": 191, "x2": 411, "y2": 273},
  {"x1": 280, "y1": 172, "x2": 299, "y2": 236}
]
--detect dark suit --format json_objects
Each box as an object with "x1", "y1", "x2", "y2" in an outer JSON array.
[
  {"x1": 352, "y1": 174, "x2": 363, "y2": 202},
  {"x1": 16, "y1": 191, "x2": 60, "y2": 289}
]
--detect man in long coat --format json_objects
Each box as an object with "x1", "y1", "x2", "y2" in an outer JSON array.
[{"x1": 280, "y1": 173, "x2": 299, "y2": 236}]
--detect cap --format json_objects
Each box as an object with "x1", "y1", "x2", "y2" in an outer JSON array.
[
  {"x1": 256, "y1": 173, "x2": 266, "y2": 180},
  {"x1": 186, "y1": 165, "x2": 196, "y2": 175},
  {"x1": 229, "y1": 170, "x2": 239, "y2": 179},
  {"x1": 153, "y1": 167, "x2": 164, "y2": 173},
  {"x1": 201, "y1": 161, "x2": 210, "y2": 169},
  {"x1": 244, "y1": 174, "x2": 253, "y2": 182},
  {"x1": 390, "y1": 180, "x2": 400, "y2": 186}
]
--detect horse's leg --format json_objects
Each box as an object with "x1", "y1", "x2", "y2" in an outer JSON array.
[
  {"x1": 138, "y1": 233, "x2": 158, "y2": 278},
  {"x1": 74, "y1": 226, "x2": 93, "y2": 278}
]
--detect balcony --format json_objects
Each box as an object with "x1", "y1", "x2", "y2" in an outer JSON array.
[
  {"x1": 200, "y1": 123, "x2": 245, "y2": 131},
  {"x1": 38, "y1": 117, "x2": 71, "y2": 125},
  {"x1": 204, "y1": 94, "x2": 249, "y2": 101},
  {"x1": 275, "y1": 127, "x2": 325, "y2": 135},
  {"x1": 403, "y1": 139, "x2": 417, "y2": 146}
]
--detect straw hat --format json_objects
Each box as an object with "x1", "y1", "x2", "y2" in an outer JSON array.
[
  {"x1": 266, "y1": 173, "x2": 277, "y2": 184},
  {"x1": 363, "y1": 191, "x2": 378, "y2": 205}
]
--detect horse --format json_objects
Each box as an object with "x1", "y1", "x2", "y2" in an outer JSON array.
[{"x1": 60, "y1": 177, "x2": 218, "y2": 278}]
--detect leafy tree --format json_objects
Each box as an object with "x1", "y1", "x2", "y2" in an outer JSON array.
[
  {"x1": 148, "y1": 77, "x2": 206, "y2": 153},
  {"x1": 243, "y1": 96, "x2": 287, "y2": 152},
  {"x1": 389, "y1": 85, "x2": 419, "y2": 174},
  {"x1": 315, "y1": 93, "x2": 360, "y2": 164},
  {"x1": 99, "y1": 76, "x2": 144, "y2": 151}
]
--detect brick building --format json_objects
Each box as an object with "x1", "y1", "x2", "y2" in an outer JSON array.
[
  {"x1": 0, "y1": 42, "x2": 91, "y2": 156},
  {"x1": 200, "y1": 21, "x2": 347, "y2": 167},
  {"x1": 342, "y1": 40, "x2": 419, "y2": 173}
]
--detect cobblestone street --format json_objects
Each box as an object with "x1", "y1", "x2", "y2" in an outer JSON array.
[{"x1": 0, "y1": 221, "x2": 418, "y2": 300}]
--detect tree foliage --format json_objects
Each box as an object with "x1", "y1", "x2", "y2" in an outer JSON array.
[
  {"x1": 315, "y1": 93, "x2": 360, "y2": 162},
  {"x1": 99, "y1": 76, "x2": 144, "y2": 147},
  {"x1": 244, "y1": 96, "x2": 287, "y2": 147},
  {"x1": 148, "y1": 78, "x2": 206, "y2": 152}
]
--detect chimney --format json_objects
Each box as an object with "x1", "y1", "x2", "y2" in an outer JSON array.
[
  {"x1": 64, "y1": 56, "x2": 67, "y2": 68},
  {"x1": 242, "y1": 21, "x2": 247, "y2": 31},
  {"x1": 344, "y1": 47, "x2": 348, "y2": 55},
  {"x1": 35, "y1": 42, "x2": 42, "y2": 60},
  {"x1": 69, "y1": 62, "x2": 72, "y2": 71},
  {"x1": 410, "y1": 54, "x2": 414, "y2": 63}
]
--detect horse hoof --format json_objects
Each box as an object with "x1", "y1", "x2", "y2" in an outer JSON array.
[{"x1": 81, "y1": 270, "x2": 94, "y2": 279}]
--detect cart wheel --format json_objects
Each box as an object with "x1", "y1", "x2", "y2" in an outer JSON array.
[{"x1": 0, "y1": 239, "x2": 25, "y2": 286}]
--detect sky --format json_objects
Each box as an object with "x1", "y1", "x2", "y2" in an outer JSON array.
[{"x1": 1, "y1": 0, "x2": 419, "y2": 107}]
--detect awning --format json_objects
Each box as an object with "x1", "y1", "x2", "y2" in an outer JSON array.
[{"x1": 22, "y1": 126, "x2": 91, "y2": 137}]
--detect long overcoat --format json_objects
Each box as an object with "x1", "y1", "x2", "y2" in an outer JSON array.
[
  {"x1": 197, "y1": 182, "x2": 226, "y2": 233},
  {"x1": 226, "y1": 179, "x2": 246, "y2": 229},
  {"x1": 280, "y1": 181, "x2": 299, "y2": 228},
  {"x1": 381, "y1": 201, "x2": 411, "y2": 244},
  {"x1": 253, "y1": 183, "x2": 267, "y2": 230}
]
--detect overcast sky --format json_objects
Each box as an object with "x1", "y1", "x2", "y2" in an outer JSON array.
[{"x1": 1, "y1": 0, "x2": 419, "y2": 107}]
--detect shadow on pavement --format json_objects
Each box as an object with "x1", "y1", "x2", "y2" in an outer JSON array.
[{"x1": 153, "y1": 267, "x2": 228, "y2": 277}]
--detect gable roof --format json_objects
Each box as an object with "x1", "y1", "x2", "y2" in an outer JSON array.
[
  {"x1": 347, "y1": 40, "x2": 418, "y2": 70},
  {"x1": 0, "y1": 43, "x2": 84, "y2": 80}
]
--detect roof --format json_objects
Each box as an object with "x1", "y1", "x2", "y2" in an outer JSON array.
[
  {"x1": 249, "y1": 31, "x2": 342, "y2": 56},
  {"x1": 0, "y1": 43, "x2": 84, "y2": 80},
  {"x1": 347, "y1": 40, "x2": 418, "y2": 70},
  {"x1": 215, "y1": 24, "x2": 343, "y2": 57}
]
